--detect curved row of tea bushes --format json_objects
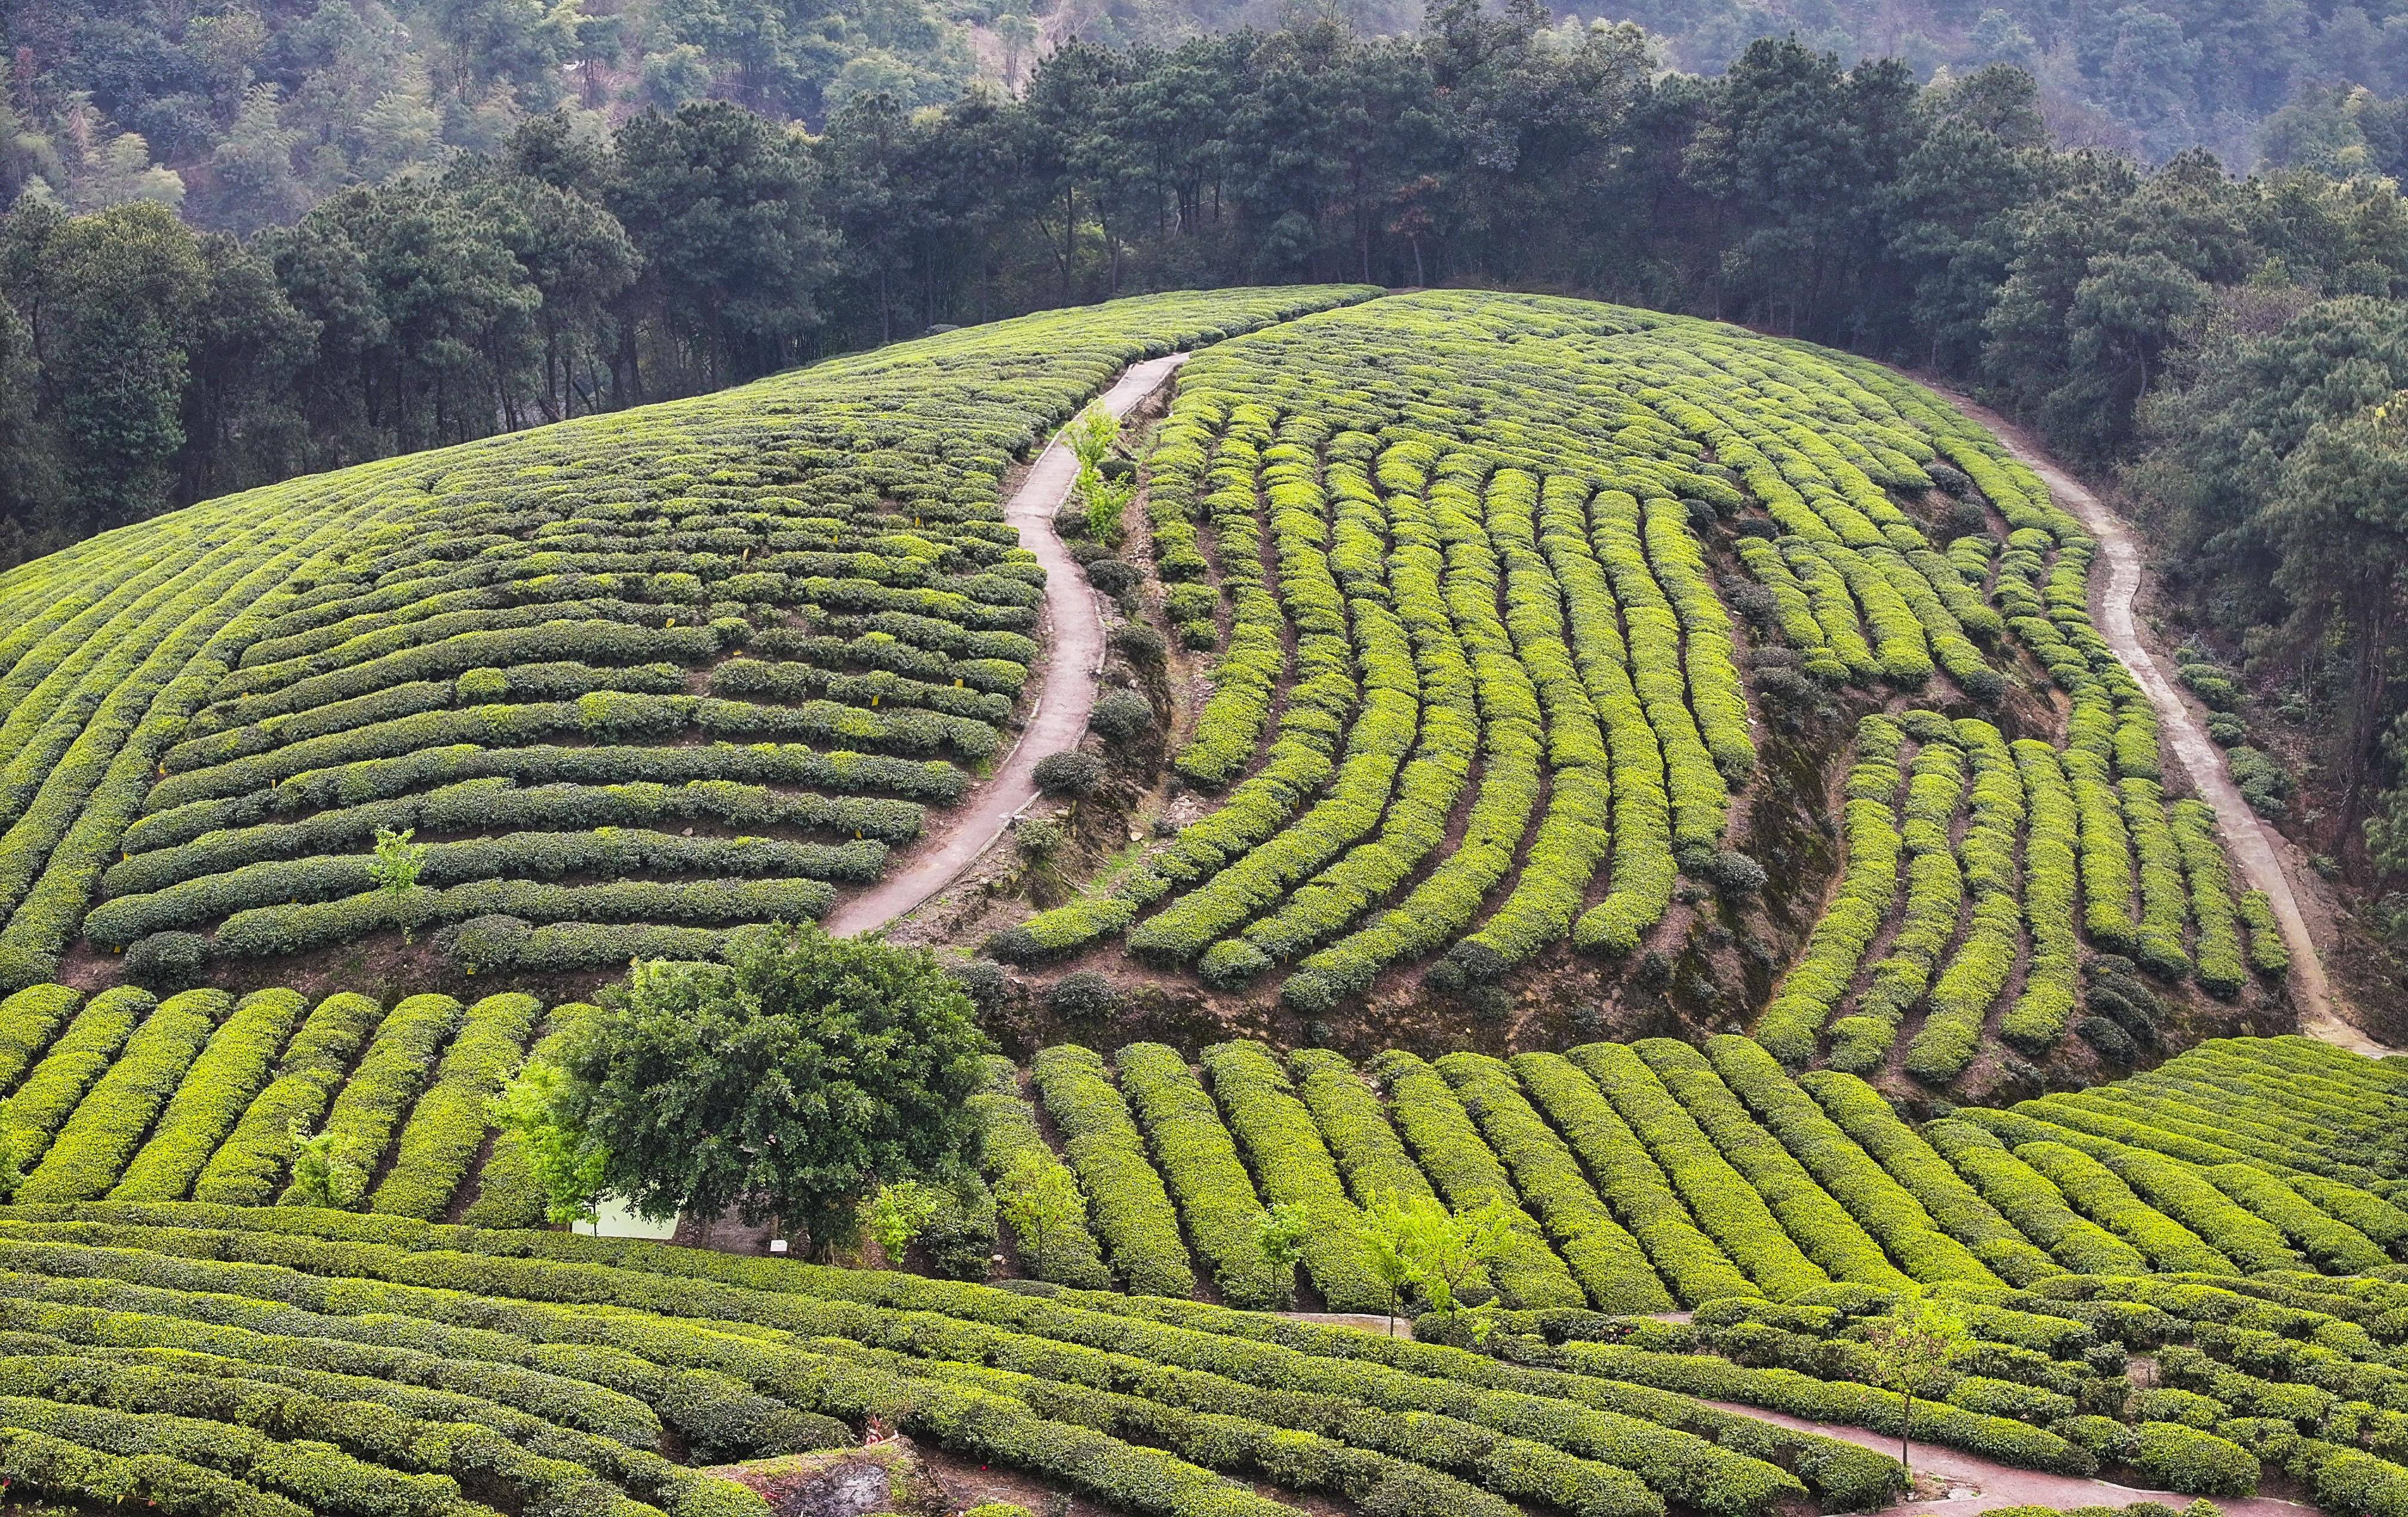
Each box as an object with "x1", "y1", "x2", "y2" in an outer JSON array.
[
  {"x1": 1196, "y1": 1041, "x2": 1383, "y2": 1313},
  {"x1": 91, "y1": 829, "x2": 882, "y2": 948},
  {"x1": 1796, "y1": 1073, "x2": 2065, "y2": 1286},
  {"x1": 2002, "y1": 740, "x2": 2080, "y2": 1052},
  {"x1": 1757, "y1": 717, "x2": 1903, "y2": 1067},
  {"x1": 1509, "y1": 1051, "x2": 1759, "y2": 1307},
  {"x1": 1171, "y1": 400, "x2": 1285, "y2": 785},
  {"x1": 2011, "y1": 1141, "x2": 2240, "y2": 1275},
  {"x1": 17, "y1": 991, "x2": 226, "y2": 1204},
  {"x1": 108, "y1": 990, "x2": 305, "y2": 1203},
  {"x1": 1286, "y1": 1048, "x2": 1441, "y2": 1206},
  {"x1": 134, "y1": 744, "x2": 965, "y2": 859},
  {"x1": 0, "y1": 1210, "x2": 1864, "y2": 1517},
  {"x1": 277, "y1": 995, "x2": 461, "y2": 1207},
  {"x1": 1132, "y1": 455, "x2": 1409, "y2": 971},
  {"x1": 1454, "y1": 473, "x2": 1614, "y2": 971},
  {"x1": 367, "y1": 993, "x2": 539, "y2": 1220},
  {"x1": 2172, "y1": 800, "x2": 2249, "y2": 994},
  {"x1": 1905, "y1": 721, "x2": 2025, "y2": 1082},
  {"x1": 2120, "y1": 779, "x2": 2194, "y2": 981},
  {"x1": 1568, "y1": 1040, "x2": 1832, "y2": 1301},
  {"x1": 1028, "y1": 1045, "x2": 1196, "y2": 1299},
  {"x1": 190, "y1": 993, "x2": 383, "y2": 1206},
  {"x1": 1369, "y1": 1051, "x2": 1587, "y2": 1310},
  {"x1": 0, "y1": 983, "x2": 79, "y2": 1093},
  {"x1": 1114, "y1": 1042, "x2": 1283, "y2": 1307},
  {"x1": 1435, "y1": 1052, "x2": 1675, "y2": 1313},
  {"x1": 2237, "y1": 892, "x2": 2291, "y2": 975},
  {"x1": 1634, "y1": 1041, "x2": 1911, "y2": 1291},
  {"x1": 1921, "y1": 1120, "x2": 2152, "y2": 1276},
  {"x1": 968, "y1": 1061, "x2": 1114, "y2": 1289},
  {"x1": 109, "y1": 779, "x2": 923, "y2": 900},
  {"x1": 1233, "y1": 462, "x2": 1477, "y2": 979},
  {"x1": 1704, "y1": 1037, "x2": 1998, "y2": 1286}
]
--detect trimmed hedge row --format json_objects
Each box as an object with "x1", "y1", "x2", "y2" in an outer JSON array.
[
  {"x1": 1921, "y1": 1120, "x2": 2149, "y2": 1276},
  {"x1": 368, "y1": 992, "x2": 539, "y2": 1220},
  {"x1": 3, "y1": 988, "x2": 153, "y2": 1169},
  {"x1": 1756, "y1": 716, "x2": 1902, "y2": 1066},
  {"x1": 218, "y1": 879, "x2": 830, "y2": 962},
  {"x1": 1029, "y1": 1045, "x2": 1196, "y2": 1298},
  {"x1": 1568, "y1": 1040, "x2": 1829, "y2": 1301},
  {"x1": 1796, "y1": 1071, "x2": 2063, "y2": 1286},
  {"x1": 280, "y1": 995, "x2": 462, "y2": 1208},
  {"x1": 1705, "y1": 1037, "x2": 1996, "y2": 1286},
  {"x1": 89, "y1": 830, "x2": 881, "y2": 948},
  {"x1": 1196, "y1": 1041, "x2": 1383, "y2": 1313},
  {"x1": 1534, "y1": 1337, "x2": 2094, "y2": 1474},
  {"x1": 2237, "y1": 891, "x2": 2291, "y2": 975},
  {"x1": 191, "y1": 993, "x2": 383, "y2": 1206},
  {"x1": 1370, "y1": 1050, "x2": 1586, "y2": 1310},
  {"x1": 1632, "y1": 1040, "x2": 1910, "y2": 1291},
  {"x1": 110, "y1": 778, "x2": 922, "y2": 898},
  {"x1": 1434, "y1": 1052, "x2": 1673, "y2": 1313},
  {"x1": 1286, "y1": 1048, "x2": 1438, "y2": 1206},
  {"x1": 1510, "y1": 1051, "x2": 1758, "y2": 1307},
  {"x1": 1114, "y1": 1043, "x2": 1280, "y2": 1307},
  {"x1": 2010, "y1": 1141, "x2": 2238, "y2": 1276},
  {"x1": 0, "y1": 984, "x2": 79, "y2": 1095},
  {"x1": 134, "y1": 744, "x2": 965, "y2": 859},
  {"x1": 2001, "y1": 739, "x2": 2080, "y2": 1054},
  {"x1": 109, "y1": 990, "x2": 305, "y2": 1202},
  {"x1": 19, "y1": 990, "x2": 225, "y2": 1204},
  {"x1": 2171, "y1": 799, "x2": 2247, "y2": 994},
  {"x1": 1906, "y1": 721, "x2": 2024, "y2": 1082}
]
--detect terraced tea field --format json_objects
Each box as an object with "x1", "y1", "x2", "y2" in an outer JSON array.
[
  {"x1": 0, "y1": 284, "x2": 2377, "y2": 1517},
  {"x1": 0, "y1": 287, "x2": 1368, "y2": 987},
  {"x1": 972, "y1": 293, "x2": 2283, "y2": 1082},
  {"x1": 5, "y1": 985, "x2": 2408, "y2": 1517}
]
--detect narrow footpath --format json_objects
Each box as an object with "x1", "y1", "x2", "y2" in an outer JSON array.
[
  {"x1": 1703, "y1": 1400, "x2": 2315, "y2": 1517},
  {"x1": 822, "y1": 352, "x2": 1188, "y2": 938},
  {"x1": 1934, "y1": 388, "x2": 2391, "y2": 1057}
]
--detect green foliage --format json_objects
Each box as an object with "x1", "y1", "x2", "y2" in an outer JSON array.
[{"x1": 551, "y1": 923, "x2": 989, "y2": 1245}]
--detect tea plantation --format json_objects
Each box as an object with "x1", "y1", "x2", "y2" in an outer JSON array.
[
  {"x1": 0, "y1": 286, "x2": 1370, "y2": 987},
  {"x1": 0, "y1": 288, "x2": 2374, "y2": 1517},
  {"x1": 5, "y1": 978, "x2": 2408, "y2": 1517},
  {"x1": 988, "y1": 293, "x2": 2278, "y2": 1080}
]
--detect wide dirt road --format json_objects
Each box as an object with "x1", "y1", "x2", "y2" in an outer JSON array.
[
  {"x1": 823, "y1": 352, "x2": 1187, "y2": 938},
  {"x1": 1937, "y1": 390, "x2": 2389, "y2": 1054}
]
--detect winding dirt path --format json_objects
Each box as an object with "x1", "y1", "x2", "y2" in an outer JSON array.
[
  {"x1": 1702, "y1": 1399, "x2": 2314, "y2": 1517},
  {"x1": 824, "y1": 352, "x2": 1188, "y2": 938},
  {"x1": 1933, "y1": 389, "x2": 2393, "y2": 1057}
]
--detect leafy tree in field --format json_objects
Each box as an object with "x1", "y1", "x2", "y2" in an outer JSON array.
[
  {"x1": 1862, "y1": 1291, "x2": 1971, "y2": 1484},
  {"x1": 547, "y1": 923, "x2": 991, "y2": 1247},
  {"x1": 864, "y1": 1178, "x2": 946, "y2": 1264},
  {"x1": 287, "y1": 1120, "x2": 368, "y2": 1209},
  {"x1": 1355, "y1": 1190, "x2": 1513, "y2": 1329},
  {"x1": 996, "y1": 1151, "x2": 1087, "y2": 1278},
  {"x1": 1255, "y1": 1202, "x2": 1312, "y2": 1306},
  {"x1": 490, "y1": 1057, "x2": 611, "y2": 1226}
]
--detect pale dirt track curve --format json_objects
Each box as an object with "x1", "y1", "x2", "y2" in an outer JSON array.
[
  {"x1": 1703, "y1": 1399, "x2": 2315, "y2": 1517},
  {"x1": 823, "y1": 352, "x2": 1188, "y2": 938},
  {"x1": 1933, "y1": 388, "x2": 2395, "y2": 1057}
]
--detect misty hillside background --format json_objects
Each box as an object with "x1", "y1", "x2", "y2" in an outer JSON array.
[{"x1": 2, "y1": 0, "x2": 2404, "y2": 237}]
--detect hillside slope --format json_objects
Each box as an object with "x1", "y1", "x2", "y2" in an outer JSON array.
[{"x1": 0, "y1": 287, "x2": 1370, "y2": 989}]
